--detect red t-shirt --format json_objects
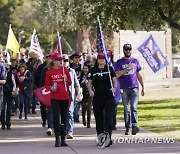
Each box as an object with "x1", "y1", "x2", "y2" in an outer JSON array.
[
  {"x1": 17, "y1": 71, "x2": 26, "y2": 92},
  {"x1": 45, "y1": 67, "x2": 72, "y2": 100}
]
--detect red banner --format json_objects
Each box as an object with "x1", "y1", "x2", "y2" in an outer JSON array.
[{"x1": 34, "y1": 86, "x2": 51, "y2": 106}]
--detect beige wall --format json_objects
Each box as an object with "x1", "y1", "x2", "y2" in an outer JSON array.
[{"x1": 112, "y1": 30, "x2": 172, "y2": 80}]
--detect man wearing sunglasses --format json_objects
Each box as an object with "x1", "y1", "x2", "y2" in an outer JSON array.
[{"x1": 115, "y1": 43, "x2": 145, "y2": 136}]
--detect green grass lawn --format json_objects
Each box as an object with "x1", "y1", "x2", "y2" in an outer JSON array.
[{"x1": 117, "y1": 98, "x2": 180, "y2": 141}]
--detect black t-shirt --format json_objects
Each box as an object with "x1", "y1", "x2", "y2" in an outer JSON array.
[{"x1": 88, "y1": 65, "x2": 116, "y2": 96}]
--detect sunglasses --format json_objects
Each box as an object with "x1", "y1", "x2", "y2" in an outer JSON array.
[
  {"x1": 63, "y1": 59, "x2": 69, "y2": 62},
  {"x1": 124, "y1": 48, "x2": 132, "y2": 51}
]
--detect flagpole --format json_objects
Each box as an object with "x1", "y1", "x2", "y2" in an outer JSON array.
[
  {"x1": 97, "y1": 17, "x2": 114, "y2": 96},
  {"x1": 6, "y1": 24, "x2": 11, "y2": 51},
  {"x1": 57, "y1": 31, "x2": 67, "y2": 91}
]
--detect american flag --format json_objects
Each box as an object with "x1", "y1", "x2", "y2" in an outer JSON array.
[
  {"x1": 97, "y1": 19, "x2": 113, "y2": 67},
  {"x1": 29, "y1": 29, "x2": 43, "y2": 58},
  {"x1": 97, "y1": 18, "x2": 121, "y2": 104}
]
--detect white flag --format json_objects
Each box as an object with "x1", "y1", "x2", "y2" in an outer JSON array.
[{"x1": 29, "y1": 29, "x2": 44, "y2": 58}]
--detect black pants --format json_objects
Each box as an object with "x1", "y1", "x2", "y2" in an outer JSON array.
[
  {"x1": 93, "y1": 95, "x2": 114, "y2": 138},
  {"x1": 40, "y1": 102, "x2": 47, "y2": 124},
  {"x1": 81, "y1": 93, "x2": 92, "y2": 120},
  {"x1": 113, "y1": 104, "x2": 118, "y2": 126},
  {"x1": 51, "y1": 99, "x2": 68, "y2": 136},
  {"x1": 1, "y1": 94, "x2": 13, "y2": 126}
]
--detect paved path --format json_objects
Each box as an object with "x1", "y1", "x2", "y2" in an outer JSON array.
[{"x1": 0, "y1": 108, "x2": 180, "y2": 154}]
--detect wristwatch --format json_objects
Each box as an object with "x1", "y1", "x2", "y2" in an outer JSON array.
[{"x1": 125, "y1": 67, "x2": 130, "y2": 73}]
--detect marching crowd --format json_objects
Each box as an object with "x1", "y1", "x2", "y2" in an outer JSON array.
[{"x1": 0, "y1": 43, "x2": 145, "y2": 148}]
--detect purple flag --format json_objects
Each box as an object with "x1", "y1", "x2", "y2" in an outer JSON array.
[{"x1": 138, "y1": 35, "x2": 169, "y2": 73}]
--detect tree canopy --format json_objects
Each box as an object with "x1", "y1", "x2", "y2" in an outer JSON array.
[{"x1": 0, "y1": 0, "x2": 179, "y2": 52}]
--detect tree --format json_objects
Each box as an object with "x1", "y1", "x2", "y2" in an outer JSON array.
[
  {"x1": 7, "y1": 0, "x2": 180, "y2": 53},
  {"x1": 0, "y1": 0, "x2": 23, "y2": 45},
  {"x1": 85, "y1": 0, "x2": 180, "y2": 31}
]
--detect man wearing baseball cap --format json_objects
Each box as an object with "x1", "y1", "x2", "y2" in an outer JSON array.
[
  {"x1": 45, "y1": 52, "x2": 71, "y2": 147},
  {"x1": 115, "y1": 43, "x2": 145, "y2": 135},
  {"x1": 63, "y1": 54, "x2": 81, "y2": 139},
  {"x1": 70, "y1": 52, "x2": 82, "y2": 123}
]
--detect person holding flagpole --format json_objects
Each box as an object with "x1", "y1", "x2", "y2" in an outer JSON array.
[
  {"x1": 115, "y1": 43, "x2": 145, "y2": 135},
  {"x1": 87, "y1": 52, "x2": 117, "y2": 147}
]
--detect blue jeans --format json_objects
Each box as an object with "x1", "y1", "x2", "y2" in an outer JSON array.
[
  {"x1": 73, "y1": 100, "x2": 80, "y2": 119},
  {"x1": 11, "y1": 96, "x2": 19, "y2": 113},
  {"x1": 122, "y1": 88, "x2": 139, "y2": 129},
  {"x1": 66, "y1": 99, "x2": 74, "y2": 134},
  {"x1": 19, "y1": 92, "x2": 28, "y2": 117}
]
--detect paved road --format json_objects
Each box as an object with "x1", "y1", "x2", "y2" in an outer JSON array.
[{"x1": 0, "y1": 108, "x2": 180, "y2": 154}]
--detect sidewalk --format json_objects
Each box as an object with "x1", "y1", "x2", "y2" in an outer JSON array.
[{"x1": 0, "y1": 108, "x2": 180, "y2": 154}]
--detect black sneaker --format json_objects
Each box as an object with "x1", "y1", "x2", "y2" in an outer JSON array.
[
  {"x1": 132, "y1": 126, "x2": 139, "y2": 135},
  {"x1": 125, "y1": 129, "x2": 130, "y2": 135},
  {"x1": 19, "y1": 114, "x2": 22, "y2": 119}
]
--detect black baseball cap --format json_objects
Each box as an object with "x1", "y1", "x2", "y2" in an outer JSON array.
[
  {"x1": 123, "y1": 44, "x2": 132, "y2": 51},
  {"x1": 70, "y1": 52, "x2": 81, "y2": 60}
]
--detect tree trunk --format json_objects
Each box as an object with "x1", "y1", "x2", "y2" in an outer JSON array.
[{"x1": 77, "y1": 28, "x2": 92, "y2": 54}]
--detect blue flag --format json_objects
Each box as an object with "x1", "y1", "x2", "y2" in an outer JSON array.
[
  {"x1": 138, "y1": 35, "x2": 169, "y2": 73},
  {"x1": 97, "y1": 18, "x2": 121, "y2": 104}
]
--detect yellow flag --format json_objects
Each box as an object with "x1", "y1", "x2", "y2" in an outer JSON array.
[{"x1": 6, "y1": 25, "x2": 20, "y2": 58}]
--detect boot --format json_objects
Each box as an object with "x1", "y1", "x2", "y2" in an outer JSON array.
[
  {"x1": 82, "y1": 116, "x2": 86, "y2": 126},
  {"x1": 1, "y1": 124, "x2": 5, "y2": 130},
  {"x1": 125, "y1": 128, "x2": 130, "y2": 135},
  {"x1": 87, "y1": 117, "x2": 91, "y2": 128},
  {"x1": 19, "y1": 113, "x2": 22, "y2": 119},
  {"x1": 60, "y1": 124, "x2": 68, "y2": 147},
  {"x1": 55, "y1": 136, "x2": 60, "y2": 147}
]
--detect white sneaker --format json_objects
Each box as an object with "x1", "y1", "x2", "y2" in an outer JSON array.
[
  {"x1": 46, "y1": 128, "x2": 53, "y2": 136},
  {"x1": 66, "y1": 133, "x2": 73, "y2": 139}
]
